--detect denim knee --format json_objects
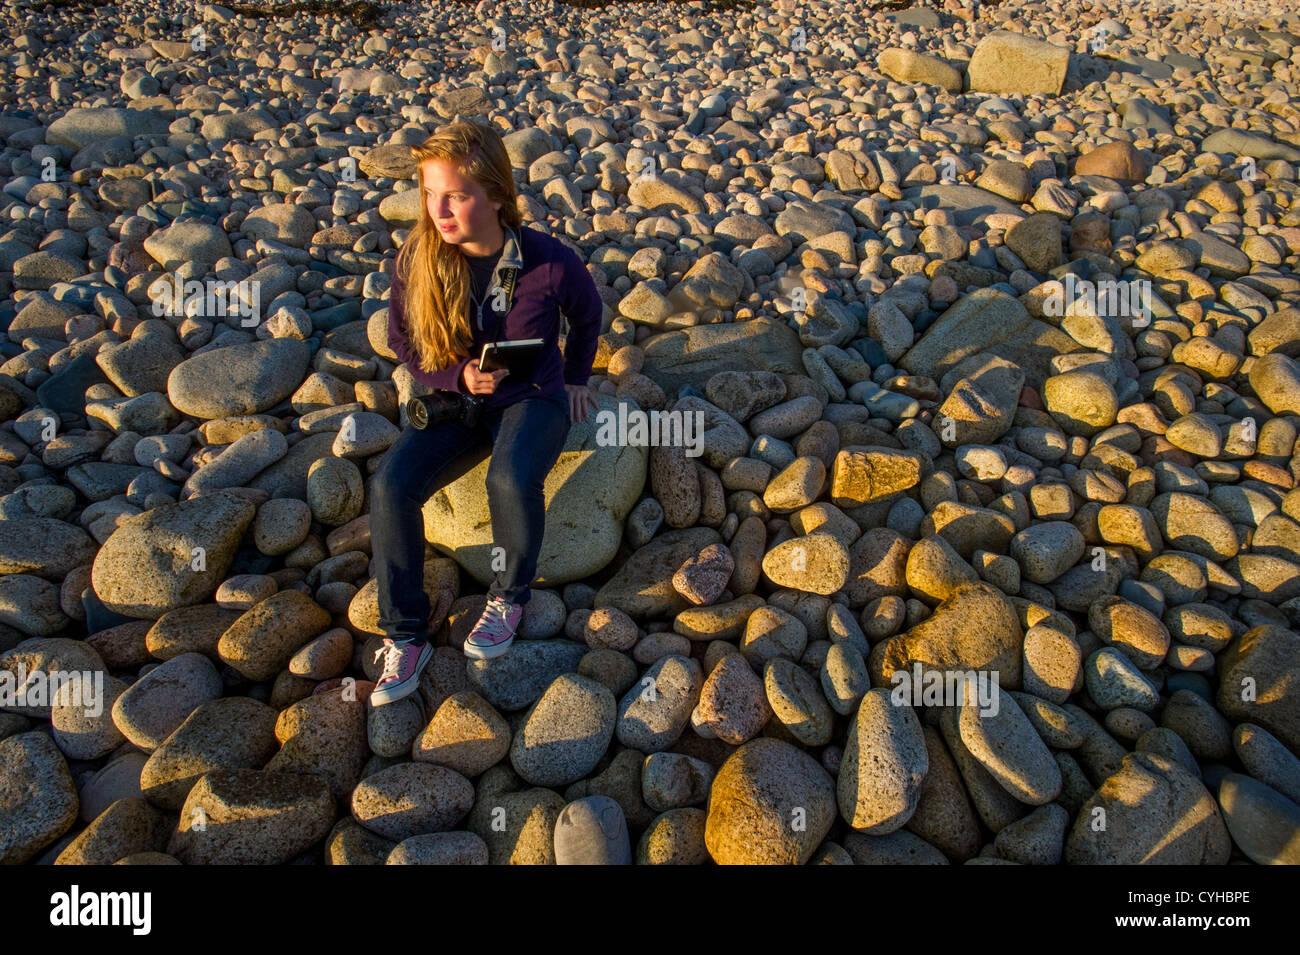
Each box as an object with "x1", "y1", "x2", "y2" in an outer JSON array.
[
  {"x1": 485, "y1": 461, "x2": 528, "y2": 502},
  {"x1": 369, "y1": 466, "x2": 405, "y2": 510},
  {"x1": 376, "y1": 440, "x2": 432, "y2": 495}
]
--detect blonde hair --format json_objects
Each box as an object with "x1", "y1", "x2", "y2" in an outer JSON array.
[{"x1": 393, "y1": 120, "x2": 523, "y2": 375}]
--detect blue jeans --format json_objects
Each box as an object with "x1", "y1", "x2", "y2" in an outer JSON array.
[{"x1": 369, "y1": 390, "x2": 571, "y2": 646}]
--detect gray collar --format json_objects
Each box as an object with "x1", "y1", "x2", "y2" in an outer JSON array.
[
  {"x1": 498, "y1": 224, "x2": 524, "y2": 270},
  {"x1": 471, "y1": 225, "x2": 524, "y2": 289}
]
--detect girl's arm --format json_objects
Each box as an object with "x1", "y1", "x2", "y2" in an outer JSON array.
[{"x1": 555, "y1": 246, "x2": 604, "y2": 388}]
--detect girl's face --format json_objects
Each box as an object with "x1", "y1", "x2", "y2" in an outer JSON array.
[{"x1": 421, "y1": 159, "x2": 502, "y2": 246}]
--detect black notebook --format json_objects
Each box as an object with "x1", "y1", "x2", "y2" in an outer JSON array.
[{"x1": 480, "y1": 339, "x2": 544, "y2": 380}]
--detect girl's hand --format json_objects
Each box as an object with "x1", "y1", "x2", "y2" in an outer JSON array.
[
  {"x1": 565, "y1": 384, "x2": 597, "y2": 423},
  {"x1": 462, "y1": 359, "x2": 508, "y2": 395}
]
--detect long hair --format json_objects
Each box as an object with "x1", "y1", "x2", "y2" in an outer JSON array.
[{"x1": 393, "y1": 120, "x2": 523, "y2": 375}]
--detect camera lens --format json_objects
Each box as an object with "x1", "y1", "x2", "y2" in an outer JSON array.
[{"x1": 408, "y1": 396, "x2": 428, "y2": 429}]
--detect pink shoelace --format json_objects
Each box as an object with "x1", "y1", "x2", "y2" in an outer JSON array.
[
  {"x1": 473, "y1": 596, "x2": 517, "y2": 642},
  {"x1": 374, "y1": 638, "x2": 415, "y2": 684}
]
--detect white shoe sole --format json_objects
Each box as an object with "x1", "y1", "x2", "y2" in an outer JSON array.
[{"x1": 463, "y1": 635, "x2": 514, "y2": 660}]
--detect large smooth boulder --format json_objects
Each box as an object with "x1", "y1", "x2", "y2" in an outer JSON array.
[
  {"x1": 868, "y1": 582, "x2": 1024, "y2": 689},
  {"x1": 900, "y1": 288, "x2": 1077, "y2": 389},
  {"x1": 593, "y1": 527, "x2": 723, "y2": 619},
  {"x1": 878, "y1": 48, "x2": 963, "y2": 93},
  {"x1": 46, "y1": 107, "x2": 173, "y2": 150},
  {"x1": 934, "y1": 353, "x2": 1024, "y2": 446},
  {"x1": 425, "y1": 393, "x2": 648, "y2": 587},
  {"x1": 704, "y1": 738, "x2": 836, "y2": 864},
  {"x1": 143, "y1": 220, "x2": 233, "y2": 271},
  {"x1": 0, "y1": 518, "x2": 97, "y2": 579},
  {"x1": 90, "y1": 491, "x2": 255, "y2": 618},
  {"x1": 902, "y1": 184, "x2": 1025, "y2": 228},
  {"x1": 1216, "y1": 625, "x2": 1300, "y2": 753},
  {"x1": 1249, "y1": 352, "x2": 1300, "y2": 416},
  {"x1": 639, "y1": 318, "x2": 804, "y2": 395},
  {"x1": 0, "y1": 732, "x2": 79, "y2": 864},
  {"x1": 167, "y1": 339, "x2": 311, "y2": 419},
  {"x1": 967, "y1": 30, "x2": 1070, "y2": 95},
  {"x1": 168, "y1": 769, "x2": 335, "y2": 864},
  {"x1": 1064, "y1": 752, "x2": 1230, "y2": 864}
]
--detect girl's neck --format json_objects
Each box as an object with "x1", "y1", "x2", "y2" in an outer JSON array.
[{"x1": 459, "y1": 223, "x2": 506, "y2": 258}]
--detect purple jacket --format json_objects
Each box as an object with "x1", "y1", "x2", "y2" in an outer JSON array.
[{"x1": 386, "y1": 224, "x2": 604, "y2": 411}]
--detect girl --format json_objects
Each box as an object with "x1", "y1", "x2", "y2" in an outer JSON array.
[{"x1": 369, "y1": 119, "x2": 603, "y2": 706}]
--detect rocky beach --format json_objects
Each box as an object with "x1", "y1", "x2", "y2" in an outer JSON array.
[{"x1": 1, "y1": 0, "x2": 1299, "y2": 865}]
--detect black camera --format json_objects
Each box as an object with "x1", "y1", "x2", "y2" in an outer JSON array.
[{"x1": 406, "y1": 389, "x2": 485, "y2": 430}]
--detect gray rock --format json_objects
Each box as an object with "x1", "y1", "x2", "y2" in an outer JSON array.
[
  {"x1": 1202, "y1": 128, "x2": 1300, "y2": 163},
  {"x1": 96, "y1": 333, "x2": 187, "y2": 398},
  {"x1": 387, "y1": 831, "x2": 489, "y2": 865},
  {"x1": 0, "y1": 517, "x2": 97, "y2": 579},
  {"x1": 841, "y1": 829, "x2": 949, "y2": 864},
  {"x1": 958, "y1": 680, "x2": 1062, "y2": 805},
  {"x1": 1217, "y1": 773, "x2": 1300, "y2": 865},
  {"x1": 1084, "y1": 647, "x2": 1160, "y2": 711},
  {"x1": 168, "y1": 769, "x2": 335, "y2": 864},
  {"x1": 241, "y1": 204, "x2": 317, "y2": 248},
  {"x1": 640, "y1": 318, "x2": 805, "y2": 396},
  {"x1": 139, "y1": 697, "x2": 280, "y2": 809},
  {"x1": 185, "y1": 428, "x2": 288, "y2": 496},
  {"x1": 902, "y1": 184, "x2": 1025, "y2": 228},
  {"x1": 350, "y1": 762, "x2": 475, "y2": 841},
  {"x1": 1064, "y1": 752, "x2": 1230, "y2": 864},
  {"x1": 143, "y1": 220, "x2": 233, "y2": 270},
  {"x1": 200, "y1": 109, "x2": 277, "y2": 141},
  {"x1": 704, "y1": 737, "x2": 836, "y2": 864},
  {"x1": 838, "y1": 687, "x2": 928, "y2": 833},
  {"x1": 111, "y1": 652, "x2": 224, "y2": 750},
  {"x1": 641, "y1": 752, "x2": 714, "y2": 811},
  {"x1": 46, "y1": 107, "x2": 172, "y2": 150},
  {"x1": 764, "y1": 656, "x2": 833, "y2": 745},
  {"x1": 1233, "y1": 723, "x2": 1300, "y2": 805},
  {"x1": 553, "y1": 795, "x2": 631, "y2": 864},
  {"x1": 0, "y1": 731, "x2": 79, "y2": 864},
  {"x1": 51, "y1": 674, "x2": 129, "y2": 760},
  {"x1": 510, "y1": 673, "x2": 616, "y2": 787},
  {"x1": 967, "y1": 30, "x2": 1070, "y2": 95},
  {"x1": 594, "y1": 527, "x2": 723, "y2": 619},
  {"x1": 167, "y1": 338, "x2": 311, "y2": 419},
  {"x1": 465, "y1": 640, "x2": 588, "y2": 712},
  {"x1": 90, "y1": 491, "x2": 255, "y2": 618},
  {"x1": 901, "y1": 288, "x2": 1077, "y2": 387},
  {"x1": 993, "y1": 803, "x2": 1069, "y2": 864},
  {"x1": 1250, "y1": 352, "x2": 1300, "y2": 416},
  {"x1": 616, "y1": 654, "x2": 704, "y2": 752}
]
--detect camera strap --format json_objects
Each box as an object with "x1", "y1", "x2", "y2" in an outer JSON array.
[
  {"x1": 482, "y1": 265, "x2": 518, "y2": 342},
  {"x1": 500, "y1": 266, "x2": 518, "y2": 312}
]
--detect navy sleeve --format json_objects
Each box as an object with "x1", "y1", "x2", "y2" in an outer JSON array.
[
  {"x1": 555, "y1": 245, "x2": 603, "y2": 387},
  {"x1": 387, "y1": 267, "x2": 471, "y2": 393}
]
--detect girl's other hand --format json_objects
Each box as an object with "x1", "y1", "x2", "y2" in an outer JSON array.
[{"x1": 565, "y1": 384, "x2": 597, "y2": 423}]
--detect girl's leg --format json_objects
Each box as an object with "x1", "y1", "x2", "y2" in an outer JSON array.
[
  {"x1": 370, "y1": 415, "x2": 489, "y2": 645},
  {"x1": 483, "y1": 392, "x2": 571, "y2": 606}
]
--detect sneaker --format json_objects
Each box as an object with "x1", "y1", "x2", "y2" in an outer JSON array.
[
  {"x1": 370, "y1": 638, "x2": 433, "y2": 706},
  {"x1": 463, "y1": 595, "x2": 523, "y2": 660}
]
